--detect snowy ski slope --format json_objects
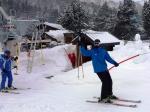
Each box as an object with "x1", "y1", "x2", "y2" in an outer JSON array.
[{"x1": 0, "y1": 41, "x2": 150, "y2": 112}]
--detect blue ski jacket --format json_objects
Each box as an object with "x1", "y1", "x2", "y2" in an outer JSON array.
[
  {"x1": 0, "y1": 54, "x2": 12, "y2": 73},
  {"x1": 80, "y1": 46, "x2": 117, "y2": 73}
]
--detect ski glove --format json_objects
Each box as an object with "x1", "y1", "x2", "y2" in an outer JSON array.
[
  {"x1": 114, "y1": 62, "x2": 119, "y2": 67},
  {"x1": 14, "y1": 56, "x2": 18, "y2": 61},
  {"x1": 11, "y1": 56, "x2": 18, "y2": 61}
]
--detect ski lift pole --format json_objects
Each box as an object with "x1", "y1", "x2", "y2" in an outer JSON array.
[
  {"x1": 30, "y1": 31, "x2": 38, "y2": 72},
  {"x1": 40, "y1": 44, "x2": 45, "y2": 65},
  {"x1": 39, "y1": 30, "x2": 45, "y2": 65},
  {"x1": 27, "y1": 32, "x2": 34, "y2": 73},
  {"x1": 109, "y1": 51, "x2": 150, "y2": 71},
  {"x1": 40, "y1": 21, "x2": 46, "y2": 65}
]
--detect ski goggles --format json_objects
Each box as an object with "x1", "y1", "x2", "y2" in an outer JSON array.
[{"x1": 94, "y1": 41, "x2": 100, "y2": 46}]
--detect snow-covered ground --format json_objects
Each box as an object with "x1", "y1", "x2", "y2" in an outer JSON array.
[{"x1": 0, "y1": 41, "x2": 150, "y2": 112}]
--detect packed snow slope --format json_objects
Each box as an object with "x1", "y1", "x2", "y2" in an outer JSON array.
[{"x1": 0, "y1": 41, "x2": 150, "y2": 112}]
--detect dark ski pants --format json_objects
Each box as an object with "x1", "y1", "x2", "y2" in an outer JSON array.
[
  {"x1": 1, "y1": 72, "x2": 13, "y2": 90},
  {"x1": 97, "y1": 71, "x2": 113, "y2": 100}
]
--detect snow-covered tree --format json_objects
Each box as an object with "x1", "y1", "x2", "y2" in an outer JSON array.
[
  {"x1": 93, "y1": 2, "x2": 117, "y2": 33},
  {"x1": 142, "y1": 0, "x2": 150, "y2": 37},
  {"x1": 58, "y1": 0, "x2": 90, "y2": 33},
  {"x1": 114, "y1": 0, "x2": 139, "y2": 40}
]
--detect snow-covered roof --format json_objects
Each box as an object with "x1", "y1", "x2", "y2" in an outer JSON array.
[
  {"x1": 85, "y1": 30, "x2": 120, "y2": 44},
  {"x1": 44, "y1": 22, "x2": 65, "y2": 30},
  {"x1": 45, "y1": 30, "x2": 69, "y2": 42},
  {"x1": 14, "y1": 19, "x2": 39, "y2": 22}
]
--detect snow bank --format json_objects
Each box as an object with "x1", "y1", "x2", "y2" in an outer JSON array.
[
  {"x1": 19, "y1": 44, "x2": 76, "y2": 75},
  {"x1": 112, "y1": 40, "x2": 150, "y2": 64}
]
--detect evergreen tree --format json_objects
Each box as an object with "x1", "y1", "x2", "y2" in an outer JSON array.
[
  {"x1": 93, "y1": 2, "x2": 117, "y2": 33},
  {"x1": 143, "y1": 0, "x2": 150, "y2": 37},
  {"x1": 57, "y1": 0, "x2": 89, "y2": 33},
  {"x1": 114, "y1": 0, "x2": 139, "y2": 40}
]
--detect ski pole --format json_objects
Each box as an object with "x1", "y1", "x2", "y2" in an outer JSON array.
[
  {"x1": 77, "y1": 35, "x2": 82, "y2": 79},
  {"x1": 109, "y1": 54, "x2": 140, "y2": 71},
  {"x1": 109, "y1": 51, "x2": 150, "y2": 71},
  {"x1": 80, "y1": 54, "x2": 85, "y2": 78},
  {"x1": 77, "y1": 46, "x2": 80, "y2": 79},
  {"x1": 139, "y1": 52, "x2": 150, "y2": 55}
]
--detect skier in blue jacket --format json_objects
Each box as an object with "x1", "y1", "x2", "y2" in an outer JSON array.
[
  {"x1": 80, "y1": 39, "x2": 119, "y2": 103},
  {"x1": 0, "y1": 49, "x2": 15, "y2": 92}
]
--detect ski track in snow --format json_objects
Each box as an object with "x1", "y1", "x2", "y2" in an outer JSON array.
[{"x1": 0, "y1": 43, "x2": 150, "y2": 112}]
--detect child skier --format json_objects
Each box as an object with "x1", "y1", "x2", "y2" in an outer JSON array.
[
  {"x1": 80, "y1": 39, "x2": 119, "y2": 103},
  {"x1": 0, "y1": 49, "x2": 16, "y2": 92}
]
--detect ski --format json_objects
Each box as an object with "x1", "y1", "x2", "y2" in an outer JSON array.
[
  {"x1": 4, "y1": 87, "x2": 31, "y2": 92},
  {"x1": 86, "y1": 100, "x2": 137, "y2": 108},
  {"x1": 0, "y1": 88, "x2": 31, "y2": 94},
  {"x1": 93, "y1": 96, "x2": 141, "y2": 103},
  {"x1": 0, "y1": 90, "x2": 20, "y2": 94},
  {"x1": 10, "y1": 88, "x2": 31, "y2": 91}
]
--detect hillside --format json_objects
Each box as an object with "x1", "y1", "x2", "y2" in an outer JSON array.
[{"x1": 0, "y1": 0, "x2": 143, "y2": 22}]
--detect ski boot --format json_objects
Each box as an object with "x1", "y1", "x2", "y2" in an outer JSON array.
[
  {"x1": 109, "y1": 95, "x2": 118, "y2": 100},
  {"x1": 5, "y1": 86, "x2": 17, "y2": 90},
  {"x1": 98, "y1": 97, "x2": 112, "y2": 103},
  {"x1": 0, "y1": 89, "x2": 9, "y2": 93}
]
